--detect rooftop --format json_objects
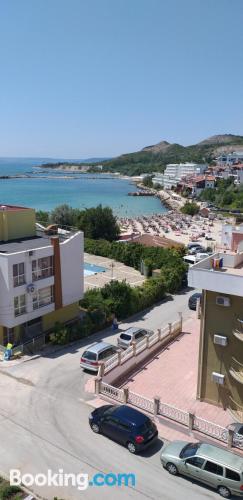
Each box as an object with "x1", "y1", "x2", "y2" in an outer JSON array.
[
  {"x1": 0, "y1": 204, "x2": 30, "y2": 212},
  {"x1": 0, "y1": 235, "x2": 51, "y2": 254}
]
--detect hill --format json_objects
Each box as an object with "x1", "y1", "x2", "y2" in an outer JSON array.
[
  {"x1": 38, "y1": 134, "x2": 243, "y2": 176},
  {"x1": 101, "y1": 134, "x2": 243, "y2": 175}
]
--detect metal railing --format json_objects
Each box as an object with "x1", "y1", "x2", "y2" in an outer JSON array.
[
  {"x1": 193, "y1": 416, "x2": 227, "y2": 442},
  {"x1": 103, "y1": 317, "x2": 182, "y2": 374},
  {"x1": 127, "y1": 391, "x2": 154, "y2": 413},
  {"x1": 159, "y1": 401, "x2": 189, "y2": 426},
  {"x1": 100, "y1": 382, "x2": 124, "y2": 402},
  {"x1": 230, "y1": 357, "x2": 243, "y2": 385},
  {"x1": 98, "y1": 381, "x2": 243, "y2": 450}
]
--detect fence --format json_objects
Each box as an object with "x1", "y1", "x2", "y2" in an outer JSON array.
[
  {"x1": 0, "y1": 333, "x2": 46, "y2": 360},
  {"x1": 98, "y1": 381, "x2": 243, "y2": 451},
  {"x1": 103, "y1": 318, "x2": 182, "y2": 375}
]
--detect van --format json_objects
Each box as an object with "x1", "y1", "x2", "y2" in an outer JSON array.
[
  {"x1": 117, "y1": 327, "x2": 153, "y2": 350},
  {"x1": 80, "y1": 342, "x2": 117, "y2": 372},
  {"x1": 160, "y1": 440, "x2": 243, "y2": 498}
]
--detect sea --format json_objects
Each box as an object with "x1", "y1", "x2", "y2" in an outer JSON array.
[{"x1": 0, "y1": 158, "x2": 167, "y2": 217}]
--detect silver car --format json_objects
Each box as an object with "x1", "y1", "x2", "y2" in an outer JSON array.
[
  {"x1": 80, "y1": 342, "x2": 117, "y2": 372},
  {"x1": 117, "y1": 327, "x2": 153, "y2": 350},
  {"x1": 160, "y1": 440, "x2": 243, "y2": 498}
]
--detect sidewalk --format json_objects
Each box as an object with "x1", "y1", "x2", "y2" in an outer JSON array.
[{"x1": 120, "y1": 317, "x2": 233, "y2": 429}]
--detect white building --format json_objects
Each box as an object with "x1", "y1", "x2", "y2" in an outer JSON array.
[
  {"x1": 0, "y1": 205, "x2": 83, "y2": 346},
  {"x1": 217, "y1": 151, "x2": 243, "y2": 167},
  {"x1": 153, "y1": 163, "x2": 207, "y2": 190}
]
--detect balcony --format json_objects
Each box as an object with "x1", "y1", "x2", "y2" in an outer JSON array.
[
  {"x1": 229, "y1": 357, "x2": 243, "y2": 385},
  {"x1": 233, "y1": 319, "x2": 243, "y2": 342},
  {"x1": 188, "y1": 251, "x2": 243, "y2": 296}
]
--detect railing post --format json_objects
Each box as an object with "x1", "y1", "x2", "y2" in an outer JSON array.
[
  {"x1": 196, "y1": 298, "x2": 201, "y2": 319},
  {"x1": 123, "y1": 387, "x2": 129, "y2": 403},
  {"x1": 157, "y1": 328, "x2": 161, "y2": 341},
  {"x1": 153, "y1": 396, "x2": 160, "y2": 416},
  {"x1": 188, "y1": 412, "x2": 194, "y2": 431},
  {"x1": 146, "y1": 335, "x2": 150, "y2": 349},
  {"x1": 168, "y1": 322, "x2": 172, "y2": 335},
  {"x1": 117, "y1": 351, "x2": 122, "y2": 365},
  {"x1": 99, "y1": 362, "x2": 105, "y2": 378},
  {"x1": 132, "y1": 341, "x2": 136, "y2": 357},
  {"x1": 227, "y1": 428, "x2": 234, "y2": 449},
  {"x1": 178, "y1": 312, "x2": 183, "y2": 332},
  {"x1": 95, "y1": 377, "x2": 101, "y2": 395}
]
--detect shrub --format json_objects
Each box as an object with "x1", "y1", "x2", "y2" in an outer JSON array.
[{"x1": 2, "y1": 485, "x2": 21, "y2": 499}]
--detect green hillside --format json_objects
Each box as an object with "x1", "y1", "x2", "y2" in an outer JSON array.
[{"x1": 39, "y1": 134, "x2": 243, "y2": 176}]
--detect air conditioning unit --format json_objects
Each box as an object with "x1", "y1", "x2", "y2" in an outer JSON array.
[
  {"x1": 26, "y1": 283, "x2": 35, "y2": 294},
  {"x1": 216, "y1": 296, "x2": 230, "y2": 307},
  {"x1": 28, "y1": 250, "x2": 34, "y2": 256},
  {"x1": 214, "y1": 334, "x2": 228, "y2": 346},
  {"x1": 211, "y1": 372, "x2": 225, "y2": 385}
]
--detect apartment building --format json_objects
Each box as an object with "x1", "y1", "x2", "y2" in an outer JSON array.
[
  {"x1": 217, "y1": 151, "x2": 243, "y2": 167},
  {"x1": 0, "y1": 204, "x2": 83, "y2": 346},
  {"x1": 153, "y1": 163, "x2": 207, "y2": 190},
  {"x1": 189, "y1": 224, "x2": 243, "y2": 420}
]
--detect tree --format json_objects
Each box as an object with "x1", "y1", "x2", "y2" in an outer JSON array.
[
  {"x1": 77, "y1": 205, "x2": 120, "y2": 241},
  {"x1": 142, "y1": 175, "x2": 154, "y2": 188},
  {"x1": 36, "y1": 210, "x2": 49, "y2": 224},
  {"x1": 181, "y1": 201, "x2": 200, "y2": 216},
  {"x1": 50, "y1": 204, "x2": 77, "y2": 227}
]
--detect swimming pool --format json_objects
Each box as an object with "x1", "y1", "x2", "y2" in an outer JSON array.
[{"x1": 84, "y1": 262, "x2": 107, "y2": 276}]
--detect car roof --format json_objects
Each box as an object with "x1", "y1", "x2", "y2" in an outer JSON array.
[
  {"x1": 197, "y1": 443, "x2": 243, "y2": 471},
  {"x1": 191, "y1": 292, "x2": 202, "y2": 298},
  {"x1": 113, "y1": 405, "x2": 149, "y2": 425},
  {"x1": 122, "y1": 327, "x2": 143, "y2": 335},
  {"x1": 84, "y1": 342, "x2": 114, "y2": 354}
]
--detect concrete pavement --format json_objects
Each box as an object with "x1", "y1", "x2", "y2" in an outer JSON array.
[{"x1": 0, "y1": 289, "x2": 223, "y2": 499}]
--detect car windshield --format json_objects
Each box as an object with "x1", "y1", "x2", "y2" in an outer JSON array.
[
  {"x1": 179, "y1": 442, "x2": 201, "y2": 458},
  {"x1": 103, "y1": 406, "x2": 118, "y2": 416},
  {"x1": 82, "y1": 351, "x2": 97, "y2": 361},
  {"x1": 120, "y1": 334, "x2": 132, "y2": 341}
]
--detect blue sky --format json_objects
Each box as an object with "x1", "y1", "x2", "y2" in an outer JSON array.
[{"x1": 0, "y1": 0, "x2": 243, "y2": 158}]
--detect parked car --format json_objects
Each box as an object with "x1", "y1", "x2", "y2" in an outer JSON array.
[
  {"x1": 160, "y1": 440, "x2": 243, "y2": 498},
  {"x1": 80, "y1": 342, "x2": 117, "y2": 372},
  {"x1": 188, "y1": 292, "x2": 202, "y2": 310},
  {"x1": 190, "y1": 245, "x2": 206, "y2": 255},
  {"x1": 117, "y1": 327, "x2": 153, "y2": 349},
  {"x1": 225, "y1": 423, "x2": 243, "y2": 448},
  {"x1": 205, "y1": 234, "x2": 214, "y2": 240},
  {"x1": 187, "y1": 242, "x2": 201, "y2": 250},
  {"x1": 89, "y1": 404, "x2": 158, "y2": 453}
]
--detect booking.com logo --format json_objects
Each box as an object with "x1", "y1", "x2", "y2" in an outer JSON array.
[{"x1": 10, "y1": 469, "x2": 136, "y2": 491}]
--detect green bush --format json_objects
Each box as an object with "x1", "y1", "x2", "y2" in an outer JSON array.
[{"x1": 1, "y1": 485, "x2": 21, "y2": 499}]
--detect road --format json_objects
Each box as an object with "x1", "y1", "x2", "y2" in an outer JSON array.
[{"x1": 0, "y1": 289, "x2": 223, "y2": 499}]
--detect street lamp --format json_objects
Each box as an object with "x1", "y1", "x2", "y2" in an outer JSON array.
[{"x1": 110, "y1": 261, "x2": 115, "y2": 280}]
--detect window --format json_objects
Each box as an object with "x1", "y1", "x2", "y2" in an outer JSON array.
[
  {"x1": 32, "y1": 256, "x2": 53, "y2": 281},
  {"x1": 14, "y1": 295, "x2": 26, "y2": 316},
  {"x1": 32, "y1": 286, "x2": 54, "y2": 310},
  {"x1": 225, "y1": 469, "x2": 240, "y2": 481},
  {"x1": 186, "y1": 457, "x2": 205, "y2": 469},
  {"x1": 13, "y1": 263, "x2": 25, "y2": 287},
  {"x1": 180, "y1": 443, "x2": 201, "y2": 458},
  {"x1": 204, "y1": 461, "x2": 223, "y2": 476}
]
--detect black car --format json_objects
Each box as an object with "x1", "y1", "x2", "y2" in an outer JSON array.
[
  {"x1": 188, "y1": 292, "x2": 202, "y2": 310},
  {"x1": 89, "y1": 404, "x2": 158, "y2": 453}
]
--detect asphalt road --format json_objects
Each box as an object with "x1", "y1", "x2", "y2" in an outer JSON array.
[{"x1": 0, "y1": 289, "x2": 224, "y2": 499}]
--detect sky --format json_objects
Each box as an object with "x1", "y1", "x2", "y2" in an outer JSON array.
[{"x1": 0, "y1": 0, "x2": 243, "y2": 158}]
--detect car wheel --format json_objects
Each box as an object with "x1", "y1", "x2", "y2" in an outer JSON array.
[
  {"x1": 127, "y1": 441, "x2": 137, "y2": 454},
  {"x1": 218, "y1": 486, "x2": 231, "y2": 498},
  {"x1": 91, "y1": 423, "x2": 100, "y2": 433},
  {"x1": 166, "y1": 462, "x2": 178, "y2": 475}
]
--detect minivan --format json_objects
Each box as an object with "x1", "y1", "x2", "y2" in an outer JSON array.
[
  {"x1": 80, "y1": 342, "x2": 117, "y2": 372},
  {"x1": 117, "y1": 327, "x2": 153, "y2": 349},
  {"x1": 160, "y1": 440, "x2": 243, "y2": 498},
  {"x1": 89, "y1": 404, "x2": 158, "y2": 453}
]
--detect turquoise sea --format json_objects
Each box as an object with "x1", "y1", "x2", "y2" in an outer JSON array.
[{"x1": 0, "y1": 158, "x2": 167, "y2": 217}]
